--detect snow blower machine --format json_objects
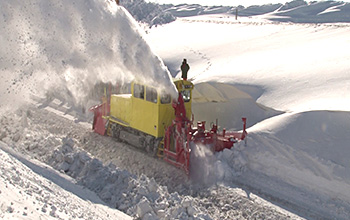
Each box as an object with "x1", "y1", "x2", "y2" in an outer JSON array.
[{"x1": 89, "y1": 78, "x2": 247, "y2": 174}]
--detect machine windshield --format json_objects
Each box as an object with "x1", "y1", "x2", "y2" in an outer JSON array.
[
  {"x1": 146, "y1": 86, "x2": 158, "y2": 103},
  {"x1": 133, "y1": 83, "x2": 144, "y2": 99},
  {"x1": 160, "y1": 93, "x2": 171, "y2": 104},
  {"x1": 181, "y1": 90, "x2": 191, "y2": 102}
]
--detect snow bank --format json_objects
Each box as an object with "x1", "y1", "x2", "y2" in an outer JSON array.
[
  {"x1": 48, "y1": 137, "x2": 211, "y2": 220},
  {"x1": 0, "y1": 142, "x2": 131, "y2": 220},
  {"x1": 214, "y1": 110, "x2": 350, "y2": 219},
  {"x1": 0, "y1": 0, "x2": 177, "y2": 114},
  {"x1": 247, "y1": 110, "x2": 350, "y2": 187}
]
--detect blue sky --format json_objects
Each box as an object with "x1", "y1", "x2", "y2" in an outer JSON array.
[{"x1": 145, "y1": 0, "x2": 347, "y2": 7}]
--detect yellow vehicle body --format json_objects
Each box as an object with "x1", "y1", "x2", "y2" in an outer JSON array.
[{"x1": 108, "y1": 79, "x2": 194, "y2": 138}]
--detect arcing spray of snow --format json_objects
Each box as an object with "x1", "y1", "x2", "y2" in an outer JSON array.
[
  {"x1": 190, "y1": 142, "x2": 248, "y2": 186},
  {"x1": 0, "y1": 0, "x2": 177, "y2": 114},
  {"x1": 189, "y1": 143, "x2": 217, "y2": 186}
]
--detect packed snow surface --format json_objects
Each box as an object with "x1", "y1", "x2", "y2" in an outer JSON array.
[{"x1": 1, "y1": 0, "x2": 350, "y2": 219}]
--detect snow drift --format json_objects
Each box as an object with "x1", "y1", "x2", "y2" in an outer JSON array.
[{"x1": 0, "y1": 141, "x2": 131, "y2": 220}]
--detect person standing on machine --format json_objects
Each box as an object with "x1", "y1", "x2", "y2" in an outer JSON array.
[{"x1": 181, "y1": 59, "x2": 190, "y2": 80}]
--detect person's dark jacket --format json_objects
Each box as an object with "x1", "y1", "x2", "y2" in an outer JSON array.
[{"x1": 181, "y1": 60, "x2": 190, "y2": 80}]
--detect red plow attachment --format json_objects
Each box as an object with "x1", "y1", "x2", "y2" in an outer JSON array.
[
  {"x1": 89, "y1": 97, "x2": 110, "y2": 136},
  {"x1": 161, "y1": 96, "x2": 247, "y2": 174}
]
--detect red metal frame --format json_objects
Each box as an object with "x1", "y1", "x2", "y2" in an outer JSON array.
[
  {"x1": 163, "y1": 95, "x2": 191, "y2": 174},
  {"x1": 162, "y1": 94, "x2": 248, "y2": 174},
  {"x1": 89, "y1": 84, "x2": 111, "y2": 136}
]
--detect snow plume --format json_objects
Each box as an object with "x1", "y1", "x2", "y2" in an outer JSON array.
[
  {"x1": 0, "y1": 0, "x2": 177, "y2": 114},
  {"x1": 190, "y1": 142, "x2": 248, "y2": 186},
  {"x1": 190, "y1": 143, "x2": 217, "y2": 186}
]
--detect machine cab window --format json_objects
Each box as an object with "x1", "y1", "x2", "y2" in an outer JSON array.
[
  {"x1": 146, "y1": 86, "x2": 158, "y2": 103},
  {"x1": 134, "y1": 83, "x2": 144, "y2": 99},
  {"x1": 180, "y1": 90, "x2": 191, "y2": 102},
  {"x1": 160, "y1": 93, "x2": 171, "y2": 104}
]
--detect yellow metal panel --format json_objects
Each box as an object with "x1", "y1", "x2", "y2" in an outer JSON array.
[
  {"x1": 110, "y1": 94, "x2": 132, "y2": 125},
  {"x1": 131, "y1": 95, "x2": 158, "y2": 137},
  {"x1": 158, "y1": 103, "x2": 174, "y2": 137},
  {"x1": 108, "y1": 79, "x2": 194, "y2": 139},
  {"x1": 173, "y1": 79, "x2": 193, "y2": 120}
]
